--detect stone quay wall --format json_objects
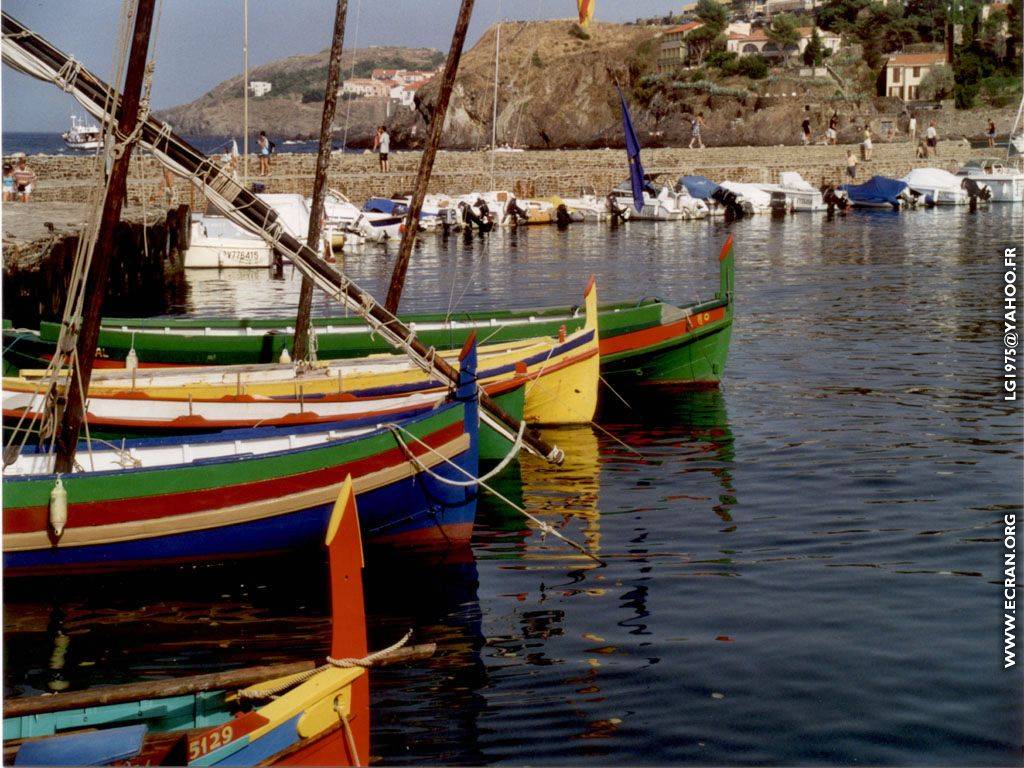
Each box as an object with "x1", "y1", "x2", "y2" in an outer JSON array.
[{"x1": 7, "y1": 141, "x2": 981, "y2": 208}]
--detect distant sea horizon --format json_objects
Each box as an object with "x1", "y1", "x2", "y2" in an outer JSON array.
[{"x1": 2, "y1": 132, "x2": 366, "y2": 157}]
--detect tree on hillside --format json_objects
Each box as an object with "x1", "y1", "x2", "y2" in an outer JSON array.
[
  {"x1": 853, "y1": 4, "x2": 918, "y2": 69},
  {"x1": 918, "y1": 66, "x2": 955, "y2": 100},
  {"x1": 903, "y1": 0, "x2": 947, "y2": 43},
  {"x1": 815, "y1": 0, "x2": 873, "y2": 33},
  {"x1": 696, "y1": 0, "x2": 729, "y2": 33},
  {"x1": 685, "y1": 0, "x2": 729, "y2": 64},
  {"x1": 766, "y1": 14, "x2": 801, "y2": 65},
  {"x1": 803, "y1": 27, "x2": 825, "y2": 65}
]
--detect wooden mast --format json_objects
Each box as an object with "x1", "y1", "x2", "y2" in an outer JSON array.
[
  {"x1": 0, "y1": 11, "x2": 564, "y2": 465},
  {"x1": 384, "y1": 0, "x2": 475, "y2": 314},
  {"x1": 53, "y1": 0, "x2": 157, "y2": 474},
  {"x1": 294, "y1": 0, "x2": 349, "y2": 361}
]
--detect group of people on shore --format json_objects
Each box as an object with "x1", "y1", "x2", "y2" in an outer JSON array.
[{"x1": 3, "y1": 156, "x2": 36, "y2": 202}]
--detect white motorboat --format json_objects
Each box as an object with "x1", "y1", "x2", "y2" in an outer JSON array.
[
  {"x1": 184, "y1": 215, "x2": 274, "y2": 269},
  {"x1": 718, "y1": 181, "x2": 773, "y2": 214},
  {"x1": 902, "y1": 167, "x2": 989, "y2": 206},
  {"x1": 184, "y1": 193, "x2": 335, "y2": 268},
  {"x1": 455, "y1": 191, "x2": 557, "y2": 226},
  {"x1": 610, "y1": 182, "x2": 708, "y2": 220},
  {"x1": 61, "y1": 115, "x2": 101, "y2": 151},
  {"x1": 321, "y1": 189, "x2": 404, "y2": 243},
  {"x1": 955, "y1": 158, "x2": 1024, "y2": 203},
  {"x1": 562, "y1": 189, "x2": 632, "y2": 222},
  {"x1": 758, "y1": 172, "x2": 826, "y2": 212}
]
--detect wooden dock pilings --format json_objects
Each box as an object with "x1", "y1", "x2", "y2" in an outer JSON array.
[{"x1": 2, "y1": 203, "x2": 190, "y2": 327}]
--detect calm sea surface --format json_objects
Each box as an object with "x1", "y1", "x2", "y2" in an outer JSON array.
[{"x1": 5, "y1": 207, "x2": 1023, "y2": 765}]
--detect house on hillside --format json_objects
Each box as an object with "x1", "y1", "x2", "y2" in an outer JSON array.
[
  {"x1": 340, "y1": 78, "x2": 389, "y2": 98},
  {"x1": 726, "y1": 26, "x2": 840, "y2": 59},
  {"x1": 389, "y1": 79, "x2": 428, "y2": 108},
  {"x1": 249, "y1": 81, "x2": 272, "y2": 97},
  {"x1": 657, "y1": 21, "x2": 703, "y2": 71},
  {"x1": 371, "y1": 68, "x2": 436, "y2": 84},
  {"x1": 878, "y1": 52, "x2": 946, "y2": 100}
]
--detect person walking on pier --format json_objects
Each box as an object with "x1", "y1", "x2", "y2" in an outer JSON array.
[
  {"x1": 12, "y1": 157, "x2": 36, "y2": 202},
  {"x1": 801, "y1": 106, "x2": 812, "y2": 145},
  {"x1": 827, "y1": 112, "x2": 839, "y2": 145},
  {"x1": 908, "y1": 112, "x2": 917, "y2": 142},
  {"x1": 925, "y1": 122, "x2": 938, "y2": 156},
  {"x1": 688, "y1": 113, "x2": 705, "y2": 149},
  {"x1": 986, "y1": 119, "x2": 997, "y2": 148},
  {"x1": 374, "y1": 126, "x2": 391, "y2": 172}
]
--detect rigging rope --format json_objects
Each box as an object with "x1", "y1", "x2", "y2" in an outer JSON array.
[{"x1": 384, "y1": 421, "x2": 602, "y2": 564}]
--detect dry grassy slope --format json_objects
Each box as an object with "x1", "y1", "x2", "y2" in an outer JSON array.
[
  {"x1": 155, "y1": 46, "x2": 441, "y2": 140},
  {"x1": 396, "y1": 20, "x2": 660, "y2": 149}
]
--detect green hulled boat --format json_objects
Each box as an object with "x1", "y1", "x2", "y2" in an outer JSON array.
[{"x1": 12, "y1": 237, "x2": 734, "y2": 387}]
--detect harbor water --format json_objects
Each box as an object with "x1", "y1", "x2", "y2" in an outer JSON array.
[{"x1": 4, "y1": 206, "x2": 1023, "y2": 765}]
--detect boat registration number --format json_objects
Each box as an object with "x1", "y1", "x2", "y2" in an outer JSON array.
[
  {"x1": 187, "y1": 710, "x2": 268, "y2": 761},
  {"x1": 218, "y1": 249, "x2": 263, "y2": 265},
  {"x1": 188, "y1": 725, "x2": 234, "y2": 760}
]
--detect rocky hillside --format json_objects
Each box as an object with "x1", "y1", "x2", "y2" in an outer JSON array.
[
  {"x1": 155, "y1": 46, "x2": 444, "y2": 142},
  {"x1": 394, "y1": 20, "x2": 661, "y2": 149}
]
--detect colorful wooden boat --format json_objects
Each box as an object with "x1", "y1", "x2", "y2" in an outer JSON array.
[
  {"x1": 11, "y1": 279, "x2": 600, "y2": 425},
  {"x1": 4, "y1": 477, "x2": 369, "y2": 766},
  {"x1": 24, "y1": 237, "x2": 734, "y2": 387},
  {"x1": 2, "y1": 346, "x2": 481, "y2": 576}
]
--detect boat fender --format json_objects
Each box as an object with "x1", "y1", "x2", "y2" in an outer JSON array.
[
  {"x1": 49, "y1": 476, "x2": 68, "y2": 537},
  {"x1": 125, "y1": 333, "x2": 139, "y2": 372},
  {"x1": 279, "y1": 347, "x2": 292, "y2": 364}
]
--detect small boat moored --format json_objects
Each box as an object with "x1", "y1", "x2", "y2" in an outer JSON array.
[{"x1": 839, "y1": 175, "x2": 914, "y2": 209}]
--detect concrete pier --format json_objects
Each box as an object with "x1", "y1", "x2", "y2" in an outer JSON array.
[{"x1": 2, "y1": 202, "x2": 190, "y2": 327}]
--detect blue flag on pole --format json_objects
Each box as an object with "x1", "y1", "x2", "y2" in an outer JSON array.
[{"x1": 617, "y1": 84, "x2": 645, "y2": 213}]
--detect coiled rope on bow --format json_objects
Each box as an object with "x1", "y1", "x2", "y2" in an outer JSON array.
[{"x1": 237, "y1": 630, "x2": 414, "y2": 701}]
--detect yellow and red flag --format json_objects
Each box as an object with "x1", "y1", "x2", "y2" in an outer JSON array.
[{"x1": 577, "y1": 0, "x2": 594, "y2": 27}]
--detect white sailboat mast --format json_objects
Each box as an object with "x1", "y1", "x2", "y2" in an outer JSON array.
[{"x1": 243, "y1": 0, "x2": 249, "y2": 184}]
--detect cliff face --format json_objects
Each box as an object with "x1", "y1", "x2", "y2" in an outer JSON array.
[
  {"x1": 396, "y1": 20, "x2": 661, "y2": 149},
  {"x1": 154, "y1": 46, "x2": 443, "y2": 143}
]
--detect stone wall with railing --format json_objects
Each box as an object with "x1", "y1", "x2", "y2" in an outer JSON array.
[{"x1": 5, "y1": 141, "x2": 982, "y2": 208}]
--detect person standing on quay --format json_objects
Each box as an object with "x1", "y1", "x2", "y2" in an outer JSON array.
[
  {"x1": 846, "y1": 149, "x2": 858, "y2": 180},
  {"x1": 374, "y1": 125, "x2": 390, "y2": 172},
  {"x1": 987, "y1": 119, "x2": 997, "y2": 148},
  {"x1": 827, "y1": 112, "x2": 839, "y2": 145},
  {"x1": 12, "y1": 156, "x2": 36, "y2": 201},
  {"x1": 908, "y1": 112, "x2": 917, "y2": 142},
  {"x1": 688, "y1": 113, "x2": 705, "y2": 149},
  {"x1": 257, "y1": 130, "x2": 271, "y2": 176},
  {"x1": 861, "y1": 124, "x2": 874, "y2": 161},
  {"x1": 801, "y1": 106, "x2": 812, "y2": 145},
  {"x1": 925, "y1": 121, "x2": 938, "y2": 156}
]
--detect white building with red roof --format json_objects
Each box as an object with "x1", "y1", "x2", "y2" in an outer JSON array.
[{"x1": 880, "y1": 52, "x2": 947, "y2": 100}]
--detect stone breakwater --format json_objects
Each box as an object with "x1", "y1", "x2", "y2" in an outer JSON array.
[
  {"x1": 2, "y1": 203, "x2": 190, "y2": 326},
  {"x1": 7, "y1": 142, "x2": 981, "y2": 207}
]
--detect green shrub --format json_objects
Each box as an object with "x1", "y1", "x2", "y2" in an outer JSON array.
[
  {"x1": 980, "y1": 74, "x2": 1022, "y2": 107},
  {"x1": 532, "y1": 51, "x2": 544, "y2": 68},
  {"x1": 918, "y1": 66, "x2": 954, "y2": 100},
  {"x1": 707, "y1": 50, "x2": 738, "y2": 70},
  {"x1": 737, "y1": 55, "x2": 769, "y2": 79},
  {"x1": 300, "y1": 89, "x2": 322, "y2": 103},
  {"x1": 955, "y1": 80, "x2": 979, "y2": 109}
]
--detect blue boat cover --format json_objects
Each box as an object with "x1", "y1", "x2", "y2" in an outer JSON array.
[
  {"x1": 363, "y1": 197, "x2": 409, "y2": 216},
  {"x1": 839, "y1": 175, "x2": 908, "y2": 205},
  {"x1": 15, "y1": 724, "x2": 147, "y2": 766},
  {"x1": 678, "y1": 175, "x2": 720, "y2": 200}
]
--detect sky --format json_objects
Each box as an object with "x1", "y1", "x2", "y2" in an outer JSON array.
[{"x1": 2, "y1": 0, "x2": 682, "y2": 132}]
